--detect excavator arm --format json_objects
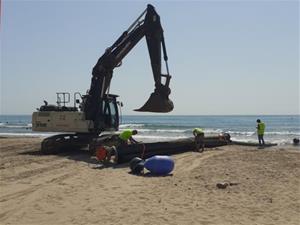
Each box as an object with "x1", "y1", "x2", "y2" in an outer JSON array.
[{"x1": 83, "y1": 4, "x2": 173, "y2": 123}]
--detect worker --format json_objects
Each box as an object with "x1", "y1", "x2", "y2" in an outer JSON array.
[
  {"x1": 193, "y1": 128, "x2": 205, "y2": 152},
  {"x1": 256, "y1": 119, "x2": 265, "y2": 147},
  {"x1": 118, "y1": 129, "x2": 139, "y2": 146}
]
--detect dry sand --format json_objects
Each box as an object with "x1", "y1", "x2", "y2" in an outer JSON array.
[{"x1": 0, "y1": 137, "x2": 299, "y2": 225}]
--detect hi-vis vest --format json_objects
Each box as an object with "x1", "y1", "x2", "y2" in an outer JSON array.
[
  {"x1": 193, "y1": 128, "x2": 204, "y2": 135},
  {"x1": 257, "y1": 122, "x2": 265, "y2": 135},
  {"x1": 119, "y1": 130, "x2": 133, "y2": 141}
]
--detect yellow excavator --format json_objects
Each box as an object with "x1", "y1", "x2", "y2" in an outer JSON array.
[{"x1": 32, "y1": 4, "x2": 173, "y2": 154}]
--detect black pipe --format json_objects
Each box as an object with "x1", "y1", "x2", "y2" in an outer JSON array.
[{"x1": 115, "y1": 135, "x2": 230, "y2": 164}]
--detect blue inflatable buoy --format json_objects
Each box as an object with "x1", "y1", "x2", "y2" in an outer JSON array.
[{"x1": 144, "y1": 155, "x2": 174, "y2": 175}]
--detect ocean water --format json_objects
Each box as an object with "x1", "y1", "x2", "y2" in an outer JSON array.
[{"x1": 0, "y1": 115, "x2": 299, "y2": 145}]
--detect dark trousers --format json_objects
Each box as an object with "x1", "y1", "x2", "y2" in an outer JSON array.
[
  {"x1": 195, "y1": 134, "x2": 204, "y2": 152},
  {"x1": 258, "y1": 134, "x2": 265, "y2": 146}
]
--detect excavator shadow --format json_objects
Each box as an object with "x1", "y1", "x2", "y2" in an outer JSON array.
[
  {"x1": 19, "y1": 149, "x2": 44, "y2": 156},
  {"x1": 19, "y1": 148, "x2": 129, "y2": 170}
]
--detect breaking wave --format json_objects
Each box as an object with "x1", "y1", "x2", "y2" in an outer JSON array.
[{"x1": 0, "y1": 123, "x2": 32, "y2": 129}]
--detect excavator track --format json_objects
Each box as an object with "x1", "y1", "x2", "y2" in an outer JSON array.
[
  {"x1": 41, "y1": 134, "x2": 94, "y2": 154},
  {"x1": 40, "y1": 133, "x2": 120, "y2": 155}
]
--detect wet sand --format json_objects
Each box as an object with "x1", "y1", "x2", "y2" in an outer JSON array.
[{"x1": 0, "y1": 137, "x2": 299, "y2": 225}]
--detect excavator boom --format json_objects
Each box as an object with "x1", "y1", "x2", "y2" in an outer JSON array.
[{"x1": 83, "y1": 4, "x2": 173, "y2": 123}]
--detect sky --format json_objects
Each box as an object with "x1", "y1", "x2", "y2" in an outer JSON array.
[{"x1": 1, "y1": 0, "x2": 299, "y2": 115}]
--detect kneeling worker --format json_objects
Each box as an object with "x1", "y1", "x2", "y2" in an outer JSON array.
[
  {"x1": 119, "y1": 129, "x2": 139, "y2": 146},
  {"x1": 193, "y1": 128, "x2": 205, "y2": 152}
]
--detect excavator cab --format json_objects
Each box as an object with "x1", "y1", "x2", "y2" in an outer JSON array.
[{"x1": 99, "y1": 94, "x2": 119, "y2": 131}]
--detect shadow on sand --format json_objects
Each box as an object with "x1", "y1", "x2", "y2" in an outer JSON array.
[{"x1": 19, "y1": 148, "x2": 129, "y2": 170}]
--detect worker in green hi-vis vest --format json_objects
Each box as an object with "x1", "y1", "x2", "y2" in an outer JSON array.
[
  {"x1": 256, "y1": 119, "x2": 265, "y2": 147},
  {"x1": 118, "y1": 129, "x2": 139, "y2": 146},
  {"x1": 193, "y1": 128, "x2": 205, "y2": 153}
]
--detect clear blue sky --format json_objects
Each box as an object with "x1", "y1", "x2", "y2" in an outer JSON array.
[{"x1": 1, "y1": 0, "x2": 299, "y2": 115}]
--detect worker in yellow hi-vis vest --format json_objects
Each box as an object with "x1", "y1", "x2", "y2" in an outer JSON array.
[
  {"x1": 256, "y1": 119, "x2": 265, "y2": 146},
  {"x1": 193, "y1": 128, "x2": 205, "y2": 152},
  {"x1": 118, "y1": 129, "x2": 139, "y2": 146}
]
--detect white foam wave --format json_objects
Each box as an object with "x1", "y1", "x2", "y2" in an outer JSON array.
[
  {"x1": 0, "y1": 124, "x2": 32, "y2": 129},
  {"x1": 230, "y1": 137, "x2": 292, "y2": 145},
  {"x1": 135, "y1": 135, "x2": 188, "y2": 141},
  {"x1": 227, "y1": 131, "x2": 255, "y2": 136},
  {"x1": 0, "y1": 133, "x2": 53, "y2": 137},
  {"x1": 154, "y1": 129, "x2": 188, "y2": 133},
  {"x1": 119, "y1": 128, "x2": 225, "y2": 134},
  {"x1": 119, "y1": 124, "x2": 145, "y2": 128},
  {"x1": 264, "y1": 131, "x2": 300, "y2": 135},
  {"x1": 226, "y1": 131, "x2": 300, "y2": 136},
  {"x1": 120, "y1": 128, "x2": 188, "y2": 133}
]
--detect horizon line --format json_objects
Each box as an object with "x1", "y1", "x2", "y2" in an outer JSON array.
[{"x1": 0, "y1": 114, "x2": 299, "y2": 117}]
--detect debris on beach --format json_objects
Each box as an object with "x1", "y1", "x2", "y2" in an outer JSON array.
[
  {"x1": 216, "y1": 182, "x2": 229, "y2": 189},
  {"x1": 216, "y1": 181, "x2": 239, "y2": 189}
]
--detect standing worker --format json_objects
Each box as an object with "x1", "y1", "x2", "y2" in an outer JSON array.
[
  {"x1": 256, "y1": 119, "x2": 265, "y2": 147},
  {"x1": 118, "y1": 129, "x2": 139, "y2": 146},
  {"x1": 193, "y1": 128, "x2": 205, "y2": 152}
]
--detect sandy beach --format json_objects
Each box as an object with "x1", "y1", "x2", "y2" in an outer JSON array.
[{"x1": 0, "y1": 137, "x2": 299, "y2": 225}]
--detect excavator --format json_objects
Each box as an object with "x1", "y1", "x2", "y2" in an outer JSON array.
[{"x1": 32, "y1": 4, "x2": 174, "y2": 154}]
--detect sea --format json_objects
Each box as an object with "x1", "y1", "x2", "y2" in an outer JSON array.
[{"x1": 0, "y1": 115, "x2": 299, "y2": 145}]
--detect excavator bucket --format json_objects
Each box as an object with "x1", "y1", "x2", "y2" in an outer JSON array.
[{"x1": 135, "y1": 91, "x2": 174, "y2": 113}]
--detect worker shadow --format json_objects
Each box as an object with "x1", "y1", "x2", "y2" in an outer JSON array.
[
  {"x1": 19, "y1": 147, "x2": 96, "y2": 164},
  {"x1": 19, "y1": 149, "x2": 44, "y2": 156}
]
